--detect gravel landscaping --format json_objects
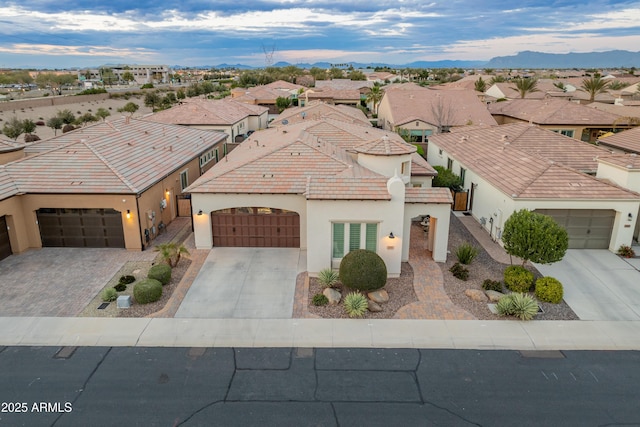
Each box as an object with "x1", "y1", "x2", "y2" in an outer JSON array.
[{"x1": 443, "y1": 214, "x2": 579, "y2": 321}]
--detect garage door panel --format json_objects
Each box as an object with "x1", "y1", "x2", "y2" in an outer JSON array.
[
  {"x1": 37, "y1": 208, "x2": 124, "y2": 248},
  {"x1": 534, "y1": 209, "x2": 614, "y2": 249},
  {"x1": 211, "y1": 208, "x2": 300, "y2": 248}
]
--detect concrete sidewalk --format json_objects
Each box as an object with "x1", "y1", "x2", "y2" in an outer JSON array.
[{"x1": 1, "y1": 317, "x2": 639, "y2": 350}]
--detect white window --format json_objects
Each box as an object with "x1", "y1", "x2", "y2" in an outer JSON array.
[
  {"x1": 332, "y1": 223, "x2": 378, "y2": 258},
  {"x1": 180, "y1": 170, "x2": 188, "y2": 191}
]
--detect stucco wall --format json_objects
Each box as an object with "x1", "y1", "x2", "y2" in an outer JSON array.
[
  {"x1": 0, "y1": 195, "x2": 31, "y2": 254},
  {"x1": 357, "y1": 153, "x2": 412, "y2": 181}
]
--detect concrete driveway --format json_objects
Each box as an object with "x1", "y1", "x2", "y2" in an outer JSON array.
[
  {"x1": 535, "y1": 250, "x2": 640, "y2": 321},
  {"x1": 175, "y1": 247, "x2": 305, "y2": 319}
]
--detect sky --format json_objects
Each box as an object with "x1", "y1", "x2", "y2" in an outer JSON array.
[{"x1": 1, "y1": 0, "x2": 640, "y2": 69}]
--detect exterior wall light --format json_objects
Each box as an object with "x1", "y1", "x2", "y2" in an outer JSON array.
[
  {"x1": 197, "y1": 210, "x2": 203, "y2": 216},
  {"x1": 629, "y1": 213, "x2": 633, "y2": 221},
  {"x1": 388, "y1": 232, "x2": 395, "y2": 239},
  {"x1": 126, "y1": 209, "x2": 131, "y2": 219}
]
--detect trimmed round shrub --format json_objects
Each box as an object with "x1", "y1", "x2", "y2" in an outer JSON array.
[
  {"x1": 101, "y1": 287, "x2": 117, "y2": 302},
  {"x1": 133, "y1": 279, "x2": 163, "y2": 304},
  {"x1": 339, "y1": 249, "x2": 387, "y2": 292},
  {"x1": 535, "y1": 277, "x2": 564, "y2": 304},
  {"x1": 504, "y1": 265, "x2": 534, "y2": 293},
  {"x1": 482, "y1": 279, "x2": 502, "y2": 292},
  {"x1": 343, "y1": 292, "x2": 368, "y2": 318},
  {"x1": 148, "y1": 263, "x2": 172, "y2": 285},
  {"x1": 312, "y1": 293, "x2": 329, "y2": 306}
]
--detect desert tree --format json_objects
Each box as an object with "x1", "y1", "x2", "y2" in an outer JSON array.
[
  {"x1": 581, "y1": 76, "x2": 610, "y2": 102},
  {"x1": 511, "y1": 78, "x2": 539, "y2": 99},
  {"x1": 502, "y1": 209, "x2": 568, "y2": 266}
]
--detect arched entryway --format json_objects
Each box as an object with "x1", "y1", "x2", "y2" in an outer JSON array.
[{"x1": 211, "y1": 207, "x2": 300, "y2": 247}]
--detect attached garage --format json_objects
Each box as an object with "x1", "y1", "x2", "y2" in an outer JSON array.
[
  {"x1": 534, "y1": 209, "x2": 615, "y2": 249},
  {"x1": 0, "y1": 216, "x2": 11, "y2": 261},
  {"x1": 211, "y1": 207, "x2": 300, "y2": 247},
  {"x1": 37, "y1": 208, "x2": 125, "y2": 248}
]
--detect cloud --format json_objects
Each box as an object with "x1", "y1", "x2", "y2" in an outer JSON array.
[{"x1": 0, "y1": 43, "x2": 157, "y2": 59}]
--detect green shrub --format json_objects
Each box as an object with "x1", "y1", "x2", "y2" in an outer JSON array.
[
  {"x1": 617, "y1": 244, "x2": 635, "y2": 258},
  {"x1": 101, "y1": 287, "x2": 117, "y2": 302},
  {"x1": 119, "y1": 275, "x2": 136, "y2": 285},
  {"x1": 482, "y1": 279, "x2": 502, "y2": 292},
  {"x1": 504, "y1": 265, "x2": 534, "y2": 293},
  {"x1": 141, "y1": 83, "x2": 154, "y2": 89},
  {"x1": 133, "y1": 279, "x2": 163, "y2": 304},
  {"x1": 148, "y1": 263, "x2": 172, "y2": 285},
  {"x1": 343, "y1": 292, "x2": 368, "y2": 318},
  {"x1": 339, "y1": 249, "x2": 387, "y2": 292},
  {"x1": 535, "y1": 277, "x2": 564, "y2": 304},
  {"x1": 113, "y1": 283, "x2": 127, "y2": 292},
  {"x1": 318, "y1": 268, "x2": 339, "y2": 288},
  {"x1": 509, "y1": 293, "x2": 539, "y2": 321},
  {"x1": 496, "y1": 294, "x2": 514, "y2": 316},
  {"x1": 455, "y1": 243, "x2": 479, "y2": 265},
  {"x1": 449, "y1": 262, "x2": 469, "y2": 281},
  {"x1": 312, "y1": 293, "x2": 329, "y2": 306}
]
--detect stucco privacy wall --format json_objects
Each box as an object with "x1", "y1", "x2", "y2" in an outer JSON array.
[
  {"x1": 191, "y1": 193, "x2": 308, "y2": 249},
  {"x1": 0, "y1": 196, "x2": 30, "y2": 254}
]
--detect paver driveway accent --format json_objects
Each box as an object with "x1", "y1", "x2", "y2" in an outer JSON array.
[
  {"x1": 0, "y1": 248, "x2": 156, "y2": 317},
  {"x1": 175, "y1": 247, "x2": 305, "y2": 319}
]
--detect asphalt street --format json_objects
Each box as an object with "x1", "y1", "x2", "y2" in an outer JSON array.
[{"x1": 0, "y1": 347, "x2": 638, "y2": 426}]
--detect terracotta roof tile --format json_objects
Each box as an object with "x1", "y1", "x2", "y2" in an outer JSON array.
[
  {"x1": 306, "y1": 177, "x2": 391, "y2": 200},
  {"x1": 597, "y1": 153, "x2": 640, "y2": 170},
  {"x1": 405, "y1": 187, "x2": 453, "y2": 204},
  {"x1": 145, "y1": 99, "x2": 267, "y2": 126},
  {"x1": 488, "y1": 98, "x2": 622, "y2": 125},
  {"x1": 411, "y1": 153, "x2": 437, "y2": 176},
  {"x1": 273, "y1": 101, "x2": 370, "y2": 127},
  {"x1": 0, "y1": 167, "x2": 19, "y2": 201},
  {"x1": 354, "y1": 135, "x2": 416, "y2": 156},
  {"x1": 597, "y1": 127, "x2": 640, "y2": 154}
]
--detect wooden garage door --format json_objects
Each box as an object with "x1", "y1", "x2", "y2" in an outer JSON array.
[
  {"x1": 212, "y1": 207, "x2": 300, "y2": 247},
  {"x1": 0, "y1": 216, "x2": 11, "y2": 261},
  {"x1": 37, "y1": 208, "x2": 125, "y2": 248},
  {"x1": 534, "y1": 209, "x2": 615, "y2": 249}
]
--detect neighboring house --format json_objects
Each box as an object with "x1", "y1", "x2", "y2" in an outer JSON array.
[
  {"x1": 231, "y1": 80, "x2": 305, "y2": 117},
  {"x1": 144, "y1": 99, "x2": 269, "y2": 143},
  {"x1": 0, "y1": 139, "x2": 25, "y2": 165},
  {"x1": 488, "y1": 98, "x2": 627, "y2": 142},
  {"x1": 271, "y1": 101, "x2": 371, "y2": 127},
  {"x1": 80, "y1": 65, "x2": 170, "y2": 85},
  {"x1": 366, "y1": 72, "x2": 399, "y2": 84},
  {"x1": 428, "y1": 122, "x2": 639, "y2": 252},
  {"x1": 315, "y1": 79, "x2": 374, "y2": 92},
  {"x1": 0, "y1": 118, "x2": 227, "y2": 260},
  {"x1": 298, "y1": 89, "x2": 361, "y2": 108},
  {"x1": 377, "y1": 87, "x2": 498, "y2": 142},
  {"x1": 187, "y1": 118, "x2": 450, "y2": 278},
  {"x1": 485, "y1": 80, "x2": 565, "y2": 100},
  {"x1": 597, "y1": 126, "x2": 640, "y2": 154}
]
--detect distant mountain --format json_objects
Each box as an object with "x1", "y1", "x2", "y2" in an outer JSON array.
[{"x1": 484, "y1": 50, "x2": 640, "y2": 69}]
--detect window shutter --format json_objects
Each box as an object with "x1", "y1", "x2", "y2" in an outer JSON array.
[
  {"x1": 332, "y1": 223, "x2": 345, "y2": 258},
  {"x1": 365, "y1": 223, "x2": 377, "y2": 251},
  {"x1": 349, "y1": 223, "x2": 361, "y2": 252}
]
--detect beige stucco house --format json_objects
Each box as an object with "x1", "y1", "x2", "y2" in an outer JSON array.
[
  {"x1": 488, "y1": 98, "x2": 628, "y2": 142},
  {"x1": 187, "y1": 118, "x2": 450, "y2": 278},
  {"x1": 377, "y1": 87, "x2": 498, "y2": 142},
  {"x1": 428, "y1": 123, "x2": 640, "y2": 252},
  {"x1": 145, "y1": 99, "x2": 269, "y2": 143},
  {"x1": 0, "y1": 118, "x2": 227, "y2": 261}
]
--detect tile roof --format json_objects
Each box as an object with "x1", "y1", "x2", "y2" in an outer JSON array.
[
  {"x1": 0, "y1": 138, "x2": 25, "y2": 153},
  {"x1": 187, "y1": 118, "x2": 443, "y2": 203},
  {"x1": 597, "y1": 127, "x2": 640, "y2": 154},
  {"x1": 354, "y1": 135, "x2": 416, "y2": 156},
  {"x1": 488, "y1": 98, "x2": 622, "y2": 125},
  {"x1": 272, "y1": 101, "x2": 370, "y2": 127},
  {"x1": 429, "y1": 123, "x2": 637, "y2": 200},
  {"x1": 382, "y1": 88, "x2": 498, "y2": 128},
  {"x1": 7, "y1": 118, "x2": 227, "y2": 194},
  {"x1": 597, "y1": 153, "x2": 640, "y2": 170},
  {"x1": 0, "y1": 166, "x2": 19, "y2": 201},
  {"x1": 411, "y1": 153, "x2": 437, "y2": 176},
  {"x1": 315, "y1": 79, "x2": 374, "y2": 90},
  {"x1": 145, "y1": 99, "x2": 267, "y2": 126},
  {"x1": 586, "y1": 103, "x2": 640, "y2": 120},
  {"x1": 305, "y1": 88, "x2": 361, "y2": 101},
  {"x1": 405, "y1": 187, "x2": 453, "y2": 204}
]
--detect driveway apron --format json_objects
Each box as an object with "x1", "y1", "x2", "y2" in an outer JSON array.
[
  {"x1": 175, "y1": 247, "x2": 304, "y2": 318},
  {"x1": 535, "y1": 249, "x2": 640, "y2": 321}
]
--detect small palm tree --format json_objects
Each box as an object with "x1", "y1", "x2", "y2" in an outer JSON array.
[
  {"x1": 365, "y1": 85, "x2": 384, "y2": 115},
  {"x1": 511, "y1": 78, "x2": 539, "y2": 99},
  {"x1": 581, "y1": 76, "x2": 610, "y2": 102},
  {"x1": 474, "y1": 77, "x2": 487, "y2": 93},
  {"x1": 155, "y1": 242, "x2": 190, "y2": 267}
]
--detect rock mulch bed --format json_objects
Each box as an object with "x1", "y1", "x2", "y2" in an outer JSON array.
[
  {"x1": 443, "y1": 214, "x2": 579, "y2": 321},
  {"x1": 307, "y1": 263, "x2": 417, "y2": 319}
]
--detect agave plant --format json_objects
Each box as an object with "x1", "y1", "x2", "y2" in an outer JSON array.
[
  {"x1": 509, "y1": 293, "x2": 539, "y2": 321},
  {"x1": 343, "y1": 292, "x2": 368, "y2": 318},
  {"x1": 318, "y1": 268, "x2": 339, "y2": 288}
]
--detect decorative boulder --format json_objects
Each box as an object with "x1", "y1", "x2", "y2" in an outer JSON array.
[
  {"x1": 367, "y1": 300, "x2": 383, "y2": 312},
  {"x1": 367, "y1": 289, "x2": 389, "y2": 304},
  {"x1": 485, "y1": 290, "x2": 504, "y2": 303},
  {"x1": 465, "y1": 289, "x2": 488, "y2": 302},
  {"x1": 322, "y1": 288, "x2": 341, "y2": 305}
]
